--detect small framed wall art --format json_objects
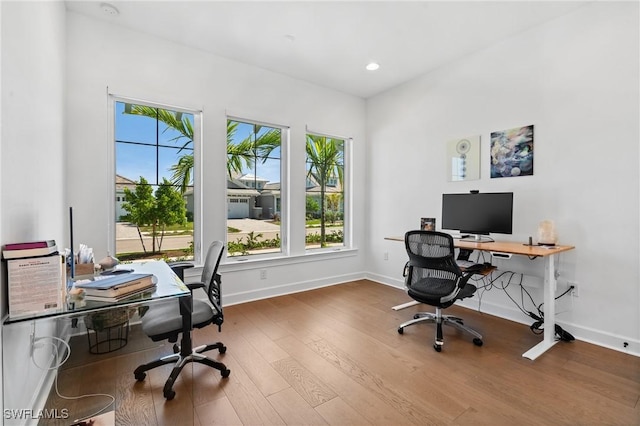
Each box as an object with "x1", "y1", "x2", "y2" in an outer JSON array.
[
  {"x1": 446, "y1": 135, "x2": 480, "y2": 181},
  {"x1": 421, "y1": 218, "x2": 436, "y2": 231}
]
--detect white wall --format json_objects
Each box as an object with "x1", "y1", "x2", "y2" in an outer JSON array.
[
  {"x1": 1, "y1": 0, "x2": 639, "y2": 418},
  {"x1": 366, "y1": 2, "x2": 639, "y2": 354},
  {"x1": 1, "y1": 1, "x2": 4, "y2": 415},
  {"x1": 1, "y1": 1, "x2": 67, "y2": 422},
  {"x1": 64, "y1": 12, "x2": 367, "y2": 305}
]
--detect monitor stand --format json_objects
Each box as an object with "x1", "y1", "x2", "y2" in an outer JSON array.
[{"x1": 460, "y1": 234, "x2": 492, "y2": 243}]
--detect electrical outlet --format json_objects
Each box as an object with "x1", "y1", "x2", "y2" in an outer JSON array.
[
  {"x1": 569, "y1": 281, "x2": 579, "y2": 297},
  {"x1": 383, "y1": 252, "x2": 389, "y2": 261},
  {"x1": 260, "y1": 269, "x2": 267, "y2": 280}
]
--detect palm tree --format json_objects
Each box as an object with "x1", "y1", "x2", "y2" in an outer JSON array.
[
  {"x1": 125, "y1": 105, "x2": 280, "y2": 193},
  {"x1": 227, "y1": 123, "x2": 281, "y2": 187},
  {"x1": 306, "y1": 135, "x2": 344, "y2": 247}
]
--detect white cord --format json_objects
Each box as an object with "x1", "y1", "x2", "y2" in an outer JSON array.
[
  {"x1": 31, "y1": 335, "x2": 116, "y2": 423},
  {"x1": 30, "y1": 336, "x2": 71, "y2": 370}
]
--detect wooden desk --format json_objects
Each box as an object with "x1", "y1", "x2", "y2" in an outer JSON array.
[
  {"x1": 386, "y1": 236, "x2": 575, "y2": 360},
  {"x1": 454, "y1": 239, "x2": 575, "y2": 258}
]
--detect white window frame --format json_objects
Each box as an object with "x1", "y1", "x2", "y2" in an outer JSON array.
[
  {"x1": 226, "y1": 116, "x2": 290, "y2": 260},
  {"x1": 304, "y1": 128, "x2": 352, "y2": 253},
  {"x1": 107, "y1": 94, "x2": 203, "y2": 262}
]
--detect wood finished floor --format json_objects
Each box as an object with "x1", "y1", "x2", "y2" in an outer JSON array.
[{"x1": 43, "y1": 280, "x2": 639, "y2": 425}]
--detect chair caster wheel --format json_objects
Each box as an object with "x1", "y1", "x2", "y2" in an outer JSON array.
[
  {"x1": 173, "y1": 344, "x2": 180, "y2": 353},
  {"x1": 413, "y1": 314, "x2": 420, "y2": 319},
  {"x1": 434, "y1": 344, "x2": 442, "y2": 352},
  {"x1": 473, "y1": 338, "x2": 483, "y2": 346},
  {"x1": 397, "y1": 327, "x2": 404, "y2": 334},
  {"x1": 164, "y1": 389, "x2": 175, "y2": 400},
  {"x1": 221, "y1": 369, "x2": 231, "y2": 378},
  {"x1": 134, "y1": 372, "x2": 146, "y2": 381},
  {"x1": 219, "y1": 345, "x2": 227, "y2": 354}
]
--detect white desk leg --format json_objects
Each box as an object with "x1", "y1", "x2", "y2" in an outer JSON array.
[
  {"x1": 392, "y1": 300, "x2": 420, "y2": 310},
  {"x1": 522, "y1": 254, "x2": 559, "y2": 360}
]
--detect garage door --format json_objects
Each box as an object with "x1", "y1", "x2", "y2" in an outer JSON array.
[{"x1": 228, "y1": 198, "x2": 249, "y2": 219}]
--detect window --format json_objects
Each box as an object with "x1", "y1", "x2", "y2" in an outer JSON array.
[
  {"x1": 226, "y1": 118, "x2": 284, "y2": 257},
  {"x1": 114, "y1": 101, "x2": 197, "y2": 261},
  {"x1": 305, "y1": 133, "x2": 347, "y2": 251}
]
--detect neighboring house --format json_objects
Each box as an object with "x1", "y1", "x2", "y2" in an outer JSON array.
[
  {"x1": 115, "y1": 174, "x2": 137, "y2": 220},
  {"x1": 261, "y1": 182, "x2": 281, "y2": 219},
  {"x1": 305, "y1": 176, "x2": 344, "y2": 214},
  {"x1": 227, "y1": 178, "x2": 260, "y2": 219},
  {"x1": 116, "y1": 172, "x2": 337, "y2": 221},
  {"x1": 236, "y1": 173, "x2": 268, "y2": 191},
  {"x1": 228, "y1": 173, "x2": 275, "y2": 219}
]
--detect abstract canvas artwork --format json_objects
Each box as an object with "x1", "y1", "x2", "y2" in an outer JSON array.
[{"x1": 490, "y1": 125, "x2": 534, "y2": 178}]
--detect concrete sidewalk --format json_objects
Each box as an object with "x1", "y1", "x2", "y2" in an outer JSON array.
[{"x1": 115, "y1": 218, "x2": 341, "y2": 254}]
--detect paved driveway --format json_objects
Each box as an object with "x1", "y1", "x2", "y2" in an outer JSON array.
[{"x1": 116, "y1": 219, "x2": 282, "y2": 252}]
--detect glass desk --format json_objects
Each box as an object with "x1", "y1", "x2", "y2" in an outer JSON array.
[
  {"x1": 2, "y1": 260, "x2": 192, "y2": 425},
  {"x1": 4, "y1": 260, "x2": 189, "y2": 325}
]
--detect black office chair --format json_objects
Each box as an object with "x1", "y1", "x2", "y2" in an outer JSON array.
[
  {"x1": 397, "y1": 230, "x2": 484, "y2": 352},
  {"x1": 134, "y1": 241, "x2": 230, "y2": 400}
]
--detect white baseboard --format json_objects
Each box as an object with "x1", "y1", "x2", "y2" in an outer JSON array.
[
  {"x1": 224, "y1": 272, "x2": 367, "y2": 306},
  {"x1": 365, "y1": 272, "x2": 640, "y2": 358}
]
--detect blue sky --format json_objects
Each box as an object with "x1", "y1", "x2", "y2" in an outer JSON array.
[{"x1": 115, "y1": 103, "x2": 281, "y2": 186}]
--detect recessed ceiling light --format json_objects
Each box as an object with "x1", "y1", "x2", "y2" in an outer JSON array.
[
  {"x1": 100, "y1": 3, "x2": 119, "y2": 16},
  {"x1": 366, "y1": 62, "x2": 380, "y2": 71}
]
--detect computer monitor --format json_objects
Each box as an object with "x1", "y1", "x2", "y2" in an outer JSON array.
[{"x1": 441, "y1": 192, "x2": 513, "y2": 242}]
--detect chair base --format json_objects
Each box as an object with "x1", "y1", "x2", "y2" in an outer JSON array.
[
  {"x1": 398, "y1": 307, "x2": 483, "y2": 352},
  {"x1": 134, "y1": 341, "x2": 230, "y2": 400}
]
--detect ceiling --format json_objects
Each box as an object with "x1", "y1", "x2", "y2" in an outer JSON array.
[{"x1": 65, "y1": 1, "x2": 589, "y2": 99}]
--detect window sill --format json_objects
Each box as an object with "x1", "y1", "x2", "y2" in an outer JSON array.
[{"x1": 219, "y1": 247, "x2": 359, "y2": 273}]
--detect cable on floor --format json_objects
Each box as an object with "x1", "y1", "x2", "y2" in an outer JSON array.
[{"x1": 31, "y1": 335, "x2": 116, "y2": 424}]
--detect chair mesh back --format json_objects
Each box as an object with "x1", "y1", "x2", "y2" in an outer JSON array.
[
  {"x1": 201, "y1": 241, "x2": 225, "y2": 309},
  {"x1": 405, "y1": 231, "x2": 461, "y2": 287}
]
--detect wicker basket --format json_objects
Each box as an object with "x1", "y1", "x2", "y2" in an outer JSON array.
[{"x1": 84, "y1": 308, "x2": 134, "y2": 354}]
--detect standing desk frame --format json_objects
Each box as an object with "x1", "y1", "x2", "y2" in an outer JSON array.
[
  {"x1": 387, "y1": 236, "x2": 575, "y2": 360},
  {"x1": 455, "y1": 240, "x2": 574, "y2": 360}
]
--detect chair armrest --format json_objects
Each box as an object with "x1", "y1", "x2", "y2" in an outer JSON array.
[
  {"x1": 186, "y1": 282, "x2": 205, "y2": 291},
  {"x1": 402, "y1": 262, "x2": 410, "y2": 277},
  {"x1": 168, "y1": 261, "x2": 195, "y2": 281},
  {"x1": 462, "y1": 263, "x2": 485, "y2": 274},
  {"x1": 461, "y1": 263, "x2": 494, "y2": 280}
]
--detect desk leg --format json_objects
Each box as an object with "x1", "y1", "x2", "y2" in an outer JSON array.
[
  {"x1": 522, "y1": 254, "x2": 559, "y2": 360},
  {"x1": 392, "y1": 300, "x2": 420, "y2": 310}
]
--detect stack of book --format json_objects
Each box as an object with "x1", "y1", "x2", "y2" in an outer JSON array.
[
  {"x1": 3, "y1": 240, "x2": 64, "y2": 319},
  {"x1": 2, "y1": 240, "x2": 58, "y2": 260},
  {"x1": 75, "y1": 273, "x2": 157, "y2": 302},
  {"x1": 6, "y1": 253, "x2": 65, "y2": 319}
]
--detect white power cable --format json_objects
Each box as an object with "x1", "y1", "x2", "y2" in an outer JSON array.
[{"x1": 31, "y1": 335, "x2": 116, "y2": 423}]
